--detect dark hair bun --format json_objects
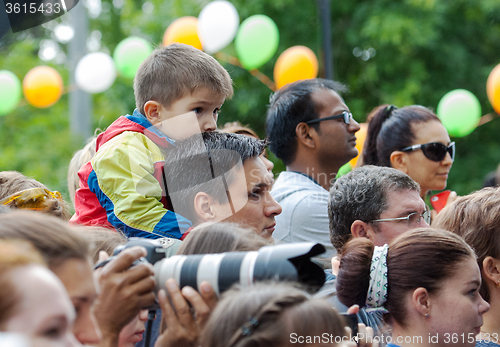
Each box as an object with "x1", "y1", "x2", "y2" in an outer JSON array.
[{"x1": 336, "y1": 238, "x2": 374, "y2": 308}]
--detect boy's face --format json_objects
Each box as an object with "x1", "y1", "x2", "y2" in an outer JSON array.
[{"x1": 147, "y1": 87, "x2": 225, "y2": 141}]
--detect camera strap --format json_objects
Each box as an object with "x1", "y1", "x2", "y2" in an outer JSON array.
[{"x1": 143, "y1": 309, "x2": 156, "y2": 347}]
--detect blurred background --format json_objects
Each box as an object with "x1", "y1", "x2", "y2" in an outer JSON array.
[{"x1": 1, "y1": 0, "x2": 500, "y2": 206}]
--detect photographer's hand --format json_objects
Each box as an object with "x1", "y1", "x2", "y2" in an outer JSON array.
[
  {"x1": 154, "y1": 279, "x2": 216, "y2": 347},
  {"x1": 342, "y1": 306, "x2": 379, "y2": 347},
  {"x1": 93, "y1": 246, "x2": 156, "y2": 346}
]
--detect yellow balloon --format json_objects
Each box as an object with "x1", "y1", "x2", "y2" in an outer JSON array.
[
  {"x1": 274, "y1": 46, "x2": 318, "y2": 89},
  {"x1": 23, "y1": 66, "x2": 63, "y2": 108},
  {"x1": 163, "y1": 16, "x2": 202, "y2": 50},
  {"x1": 487, "y1": 63, "x2": 500, "y2": 114},
  {"x1": 349, "y1": 123, "x2": 368, "y2": 168}
]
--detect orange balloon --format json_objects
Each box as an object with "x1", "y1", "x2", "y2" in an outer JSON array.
[
  {"x1": 274, "y1": 46, "x2": 318, "y2": 89},
  {"x1": 163, "y1": 16, "x2": 202, "y2": 50},
  {"x1": 349, "y1": 123, "x2": 368, "y2": 168},
  {"x1": 23, "y1": 66, "x2": 63, "y2": 108},
  {"x1": 487, "y1": 63, "x2": 500, "y2": 114}
]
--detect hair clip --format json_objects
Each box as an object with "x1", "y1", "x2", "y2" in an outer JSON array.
[
  {"x1": 384, "y1": 105, "x2": 397, "y2": 118},
  {"x1": 241, "y1": 317, "x2": 259, "y2": 336}
]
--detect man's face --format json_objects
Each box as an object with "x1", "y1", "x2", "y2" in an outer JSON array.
[
  {"x1": 310, "y1": 88, "x2": 360, "y2": 170},
  {"x1": 215, "y1": 157, "x2": 282, "y2": 238},
  {"x1": 367, "y1": 188, "x2": 429, "y2": 246}
]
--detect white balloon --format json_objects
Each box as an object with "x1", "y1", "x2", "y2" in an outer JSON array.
[
  {"x1": 75, "y1": 52, "x2": 117, "y2": 94},
  {"x1": 198, "y1": 1, "x2": 239, "y2": 54}
]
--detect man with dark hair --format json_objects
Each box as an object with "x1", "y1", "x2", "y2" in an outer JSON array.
[
  {"x1": 328, "y1": 165, "x2": 429, "y2": 253},
  {"x1": 164, "y1": 132, "x2": 282, "y2": 238},
  {"x1": 316, "y1": 165, "x2": 429, "y2": 339},
  {"x1": 266, "y1": 79, "x2": 360, "y2": 265}
]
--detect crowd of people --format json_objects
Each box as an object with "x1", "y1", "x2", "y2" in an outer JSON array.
[{"x1": 0, "y1": 42, "x2": 499, "y2": 347}]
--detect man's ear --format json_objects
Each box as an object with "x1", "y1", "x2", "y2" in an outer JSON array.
[
  {"x1": 351, "y1": 220, "x2": 369, "y2": 239},
  {"x1": 412, "y1": 287, "x2": 431, "y2": 317},
  {"x1": 482, "y1": 256, "x2": 500, "y2": 285},
  {"x1": 295, "y1": 122, "x2": 316, "y2": 149},
  {"x1": 143, "y1": 100, "x2": 162, "y2": 124},
  {"x1": 390, "y1": 151, "x2": 408, "y2": 174},
  {"x1": 351, "y1": 220, "x2": 380, "y2": 243},
  {"x1": 193, "y1": 192, "x2": 216, "y2": 223}
]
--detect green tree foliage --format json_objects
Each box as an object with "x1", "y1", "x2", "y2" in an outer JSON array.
[{"x1": 1, "y1": 0, "x2": 500, "y2": 204}]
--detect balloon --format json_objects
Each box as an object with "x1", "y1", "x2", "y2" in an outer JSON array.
[
  {"x1": 235, "y1": 15, "x2": 279, "y2": 70},
  {"x1": 336, "y1": 162, "x2": 352, "y2": 179},
  {"x1": 0, "y1": 70, "x2": 22, "y2": 115},
  {"x1": 486, "y1": 63, "x2": 500, "y2": 114},
  {"x1": 274, "y1": 46, "x2": 318, "y2": 89},
  {"x1": 23, "y1": 66, "x2": 63, "y2": 108},
  {"x1": 113, "y1": 37, "x2": 153, "y2": 79},
  {"x1": 437, "y1": 89, "x2": 481, "y2": 137},
  {"x1": 349, "y1": 123, "x2": 368, "y2": 168},
  {"x1": 76, "y1": 52, "x2": 116, "y2": 94},
  {"x1": 198, "y1": 1, "x2": 239, "y2": 54},
  {"x1": 163, "y1": 17, "x2": 202, "y2": 50}
]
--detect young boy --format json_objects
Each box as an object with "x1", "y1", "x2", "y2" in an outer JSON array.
[{"x1": 70, "y1": 43, "x2": 233, "y2": 240}]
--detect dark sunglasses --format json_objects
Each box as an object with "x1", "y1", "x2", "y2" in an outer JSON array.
[
  {"x1": 305, "y1": 111, "x2": 353, "y2": 125},
  {"x1": 401, "y1": 142, "x2": 455, "y2": 162}
]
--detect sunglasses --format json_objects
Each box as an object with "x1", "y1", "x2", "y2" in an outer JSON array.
[
  {"x1": 371, "y1": 210, "x2": 431, "y2": 226},
  {"x1": 0, "y1": 188, "x2": 63, "y2": 210},
  {"x1": 400, "y1": 142, "x2": 455, "y2": 162},
  {"x1": 305, "y1": 111, "x2": 353, "y2": 125}
]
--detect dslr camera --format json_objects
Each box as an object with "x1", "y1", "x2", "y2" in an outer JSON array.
[{"x1": 107, "y1": 237, "x2": 326, "y2": 296}]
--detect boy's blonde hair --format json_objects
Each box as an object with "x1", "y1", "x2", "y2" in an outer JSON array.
[{"x1": 134, "y1": 43, "x2": 233, "y2": 115}]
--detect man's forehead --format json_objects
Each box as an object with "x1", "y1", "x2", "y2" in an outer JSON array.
[
  {"x1": 311, "y1": 88, "x2": 347, "y2": 108},
  {"x1": 385, "y1": 188, "x2": 424, "y2": 211},
  {"x1": 243, "y1": 157, "x2": 273, "y2": 185},
  {"x1": 312, "y1": 87, "x2": 342, "y2": 99}
]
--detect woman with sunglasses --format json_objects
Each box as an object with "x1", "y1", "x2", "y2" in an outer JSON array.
[{"x1": 362, "y1": 105, "x2": 455, "y2": 208}]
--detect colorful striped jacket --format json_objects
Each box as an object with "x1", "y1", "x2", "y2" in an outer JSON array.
[{"x1": 70, "y1": 110, "x2": 192, "y2": 240}]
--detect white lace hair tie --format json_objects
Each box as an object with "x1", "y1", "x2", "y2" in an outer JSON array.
[{"x1": 365, "y1": 244, "x2": 389, "y2": 313}]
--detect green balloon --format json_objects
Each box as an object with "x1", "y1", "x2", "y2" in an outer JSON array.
[
  {"x1": 0, "y1": 70, "x2": 21, "y2": 116},
  {"x1": 113, "y1": 37, "x2": 153, "y2": 79},
  {"x1": 235, "y1": 15, "x2": 279, "y2": 70},
  {"x1": 437, "y1": 89, "x2": 481, "y2": 137},
  {"x1": 336, "y1": 162, "x2": 352, "y2": 179}
]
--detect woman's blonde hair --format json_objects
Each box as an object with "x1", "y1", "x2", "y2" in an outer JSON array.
[
  {"x1": 0, "y1": 211, "x2": 90, "y2": 270},
  {"x1": 81, "y1": 226, "x2": 127, "y2": 264},
  {"x1": 433, "y1": 187, "x2": 500, "y2": 302},
  {"x1": 0, "y1": 171, "x2": 71, "y2": 220},
  {"x1": 67, "y1": 136, "x2": 97, "y2": 206}
]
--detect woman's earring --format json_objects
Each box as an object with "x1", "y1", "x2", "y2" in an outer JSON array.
[
  {"x1": 424, "y1": 313, "x2": 429, "y2": 319},
  {"x1": 495, "y1": 281, "x2": 500, "y2": 289}
]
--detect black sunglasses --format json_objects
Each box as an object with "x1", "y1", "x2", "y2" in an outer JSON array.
[
  {"x1": 400, "y1": 142, "x2": 455, "y2": 162},
  {"x1": 305, "y1": 111, "x2": 352, "y2": 125}
]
